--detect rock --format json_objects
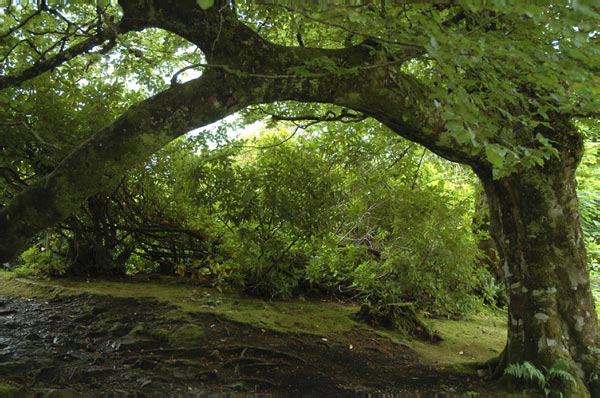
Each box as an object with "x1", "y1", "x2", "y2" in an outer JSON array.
[
  {"x1": 25, "y1": 332, "x2": 41, "y2": 341},
  {"x1": 107, "y1": 322, "x2": 130, "y2": 337},
  {"x1": 0, "y1": 361, "x2": 27, "y2": 373},
  {"x1": 132, "y1": 358, "x2": 157, "y2": 370},
  {"x1": 114, "y1": 334, "x2": 156, "y2": 351},
  {"x1": 2, "y1": 321, "x2": 18, "y2": 330},
  {"x1": 168, "y1": 324, "x2": 207, "y2": 348}
]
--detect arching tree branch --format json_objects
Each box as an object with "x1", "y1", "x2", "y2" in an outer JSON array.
[{"x1": 0, "y1": 0, "x2": 476, "y2": 261}]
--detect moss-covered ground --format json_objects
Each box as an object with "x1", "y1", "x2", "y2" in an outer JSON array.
[
  {"x1": 0, "y1": 271, "x2": 506, "y2": 348},
  {"x1": 0, "y1": 271, "x2": 365, "y2": 337},
  {"x1": 0, "y1": 270, "x2": 509, "y2": 394}
]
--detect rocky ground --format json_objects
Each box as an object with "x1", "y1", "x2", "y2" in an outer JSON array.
[{"x1": 0, "y1": 283, "x2": 503, "y2": 396}]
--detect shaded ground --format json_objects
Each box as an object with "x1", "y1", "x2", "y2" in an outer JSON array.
[{"x1": 0, "y1": 276, "x2": 508, "y2": 396}]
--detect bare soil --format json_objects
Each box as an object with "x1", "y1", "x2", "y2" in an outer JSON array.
[{"x1": 0, "y1": 292, "x2": 495, "y2": 396}]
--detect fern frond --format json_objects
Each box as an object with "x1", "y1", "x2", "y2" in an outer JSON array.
[
  {"x1": 505, "y1": 359, "x2": 578, "y2": 397},
  {"x1": 504, "y1": 362, "x2": 523, "y2": 378},
  {"x1": 524, "y1": 362, "x2": 546, "y2": 387},
  {"x1": 505, "y1": 361, "x2": 546, "y2": 388},
  {"x1": 546, "y1": 359, "x2": 577, "y2": 386}
]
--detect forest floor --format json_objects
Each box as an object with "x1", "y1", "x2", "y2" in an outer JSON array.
[{"x1": 0, "y1": 271, "x2": 514, "y2": 397}]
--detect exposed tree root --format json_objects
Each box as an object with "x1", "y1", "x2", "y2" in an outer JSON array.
[
  {"x1": 215, "y1": 344, "x2": 307, "y2": 364},
  {"x1": 353, "y1": 303, "x2": 442, "y2": 342}
]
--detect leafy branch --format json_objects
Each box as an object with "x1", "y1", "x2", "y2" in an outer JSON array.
[
  {"x1": 261, "y1": 3, "x2": 423, "y2": 49},
  {"x1": 228, "y1": 108, "x2": 368, "y2": 151}
]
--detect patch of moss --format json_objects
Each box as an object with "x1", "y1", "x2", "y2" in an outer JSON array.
[
  {"x1": 403, "y1": 311, "x2": 506, "y2": 368},
  {"x1": 152, "y1": 328, "x2": 171, "y2": 342},
  {"x1": 130, "y1": 323, "x2": 171, "y2": 342},
  {"x1": 164, "y1": 309, "x2": 192, "y2": 321},
  {"x1": 200, "y1": 297, "x2": 362, "y2": 336},
  {"x1": 0, "y1": 380, "x2": 20, "y2": 393},
  {"x1": 99, "y1": 312, "x2": 123, "y2": 323},
  {"x1": 168, "y1": 324, "x2": 207, "y2": 348},
  {"x1": 130, "y1": 324, "x2": 145, "y2": 335},
  {"x1": 0, "y1": 272, "x2": 69, "y2": 299},
  {"x1": 0, "y1": 274, "x2": 361, "y2": 337}
]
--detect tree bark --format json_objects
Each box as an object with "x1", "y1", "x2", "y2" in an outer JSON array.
[
  {"x1": 473, "y1": 187, "x2": 502, "y2": 280},
  {"x1": 475, "y1": 122, "x2": 600, "y2": 397}
]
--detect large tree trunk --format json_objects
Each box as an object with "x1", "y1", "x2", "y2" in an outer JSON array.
[{"x1": 474, "y1": 127, "x2": 600, "y2": 397}]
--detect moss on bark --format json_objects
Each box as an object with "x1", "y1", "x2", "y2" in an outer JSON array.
[{"x1": 476, "y1": 123, "x2": 600, "y2": 397}]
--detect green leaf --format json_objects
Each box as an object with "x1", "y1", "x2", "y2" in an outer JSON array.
[
  {"x1": 426, "y1": 36, "x2": 440, "y2": 56},
  {"x1": 573, "y1": 2, "x2": 600, "y2": 19},
  {"x1": 196, "y1": 0, "x2": 214, "y2": 10},
  {"x1": 485, "y1": 145, "x2": 506, "y2": 169},
  {"x1": 429, "y1": 36, "x2": 439, "y2": 51},
  {"x1": 522, "y1": 5, "x2": 543, "y2": 18},
  {"x1": 446, "y1": 120, "x2": 472, "y2": 144}
]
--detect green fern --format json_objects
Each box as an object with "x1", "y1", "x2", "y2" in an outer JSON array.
[
  {"x1": 505, "y1": 361, "x2": 546, "y2": 389},
  {"x1": 504, "y1": 359, "x2": 577, "y2": 397},
  {"x1": 545, "y1": 359, "x2": 577, "y2": 386}
]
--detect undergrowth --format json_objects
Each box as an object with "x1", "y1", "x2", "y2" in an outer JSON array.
[{"x1": 504, "y1": 359, "x2": 577, "y2": 397}]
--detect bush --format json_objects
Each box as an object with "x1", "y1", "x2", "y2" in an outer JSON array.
[{"x1": 18, "y1": 239, "x2": 70, "y2": 277}]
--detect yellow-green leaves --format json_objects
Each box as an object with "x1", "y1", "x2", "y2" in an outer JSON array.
[{"x1": 196, "y1": 0, "x2": 214, "y2": 10}]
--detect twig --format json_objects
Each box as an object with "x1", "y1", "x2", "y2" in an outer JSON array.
[
  {"x1": 0, "y1": 7, "x2": 45, "y2": 40},
  {"x1": 411, "y1": 147, "x2": 426, "y2": 190},
  {"x1": 0, "y1": 121, "x2": 61, "y2": 149},
  {"x1": 386, "y1": 145, "x2": 413, "y2": 169}
]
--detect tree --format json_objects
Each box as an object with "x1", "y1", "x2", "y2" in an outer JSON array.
[{"x1": 1, "y1": 1, "x2": 599, "y2": 395}]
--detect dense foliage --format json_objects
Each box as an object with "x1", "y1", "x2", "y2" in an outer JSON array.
[{"x1": 13, "y1": 116, "x2": 499, "y2": 317}]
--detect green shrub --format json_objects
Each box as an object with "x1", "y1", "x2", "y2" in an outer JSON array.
[{"x1": 18, "y1": 239, "x2": 70, "y2": 277}]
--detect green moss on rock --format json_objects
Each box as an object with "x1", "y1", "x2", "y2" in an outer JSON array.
[
  {"x1": 130, "y1": 324, "x2": 145, "y2": 335},
  {"x1": 0, "y1": 381, "x2": 19, "y2": 393},
  {"x1": 168, "y1": 324, "x2": 207, "y2": 348}
]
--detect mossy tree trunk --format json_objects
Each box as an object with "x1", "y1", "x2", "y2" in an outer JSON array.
[
  {"x1": 475, "y1": 123, "x2": 600, "y2": 397},
  {"x1": 473, "y1": 187, "x2": 502, "y2": 280}
]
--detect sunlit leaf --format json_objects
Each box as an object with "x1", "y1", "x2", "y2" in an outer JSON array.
[{"x1": 196, "y1": 0, "x2": 214, "y2": 10}]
